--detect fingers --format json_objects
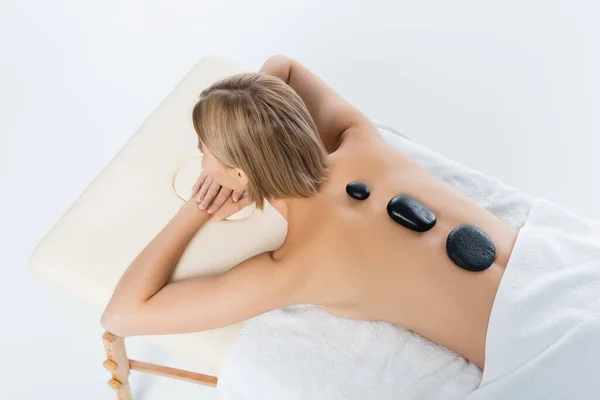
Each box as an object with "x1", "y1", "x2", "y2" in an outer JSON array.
[
  {"x1": 235, "y1": 191, "x2": 252, "y2": 208},
  {"x1": 191, "y1": 173, "x2": 207, "y2": 197},
  {"x1": 207, "y1": 187, "x2": 232, "y2": 214},
  {"x1": 195, "y1": 175, "x2": 213, "y2": 203},
  {"x1": 192, "y1": 171, "x2": 248, "y2": 216},
  {"x1": 232, "y1": 190, "x2": 244, "y2": 203},
  {"x1": 199, "y1": 180, "x2": 221, "y2": 210}
]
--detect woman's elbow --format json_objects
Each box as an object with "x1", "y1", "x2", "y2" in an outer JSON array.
[
  {"x1": 260, "y1": 55, "x2": 293, "y2": 80},
  {"x1": 265, "y1": 54, "x2": 291, "y2": 65},
  {"x1": 101, "y1": 309, "x2": 133, "y2": 337}
]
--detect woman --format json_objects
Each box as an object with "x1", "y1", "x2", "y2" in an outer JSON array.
[{"x1": 101, "y1": 55, "x2": 518, "y2": 370}]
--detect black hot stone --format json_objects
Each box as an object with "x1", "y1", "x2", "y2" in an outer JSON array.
[
  {"x1": 446, "y1": 225, "x2": 496, "y2": 272},
  {"x1": 386, "y1": 195, "x2": 436, "y2": 232},
  {"x1": 346, "y1": 182, "x2": 370, "y2": 200}
]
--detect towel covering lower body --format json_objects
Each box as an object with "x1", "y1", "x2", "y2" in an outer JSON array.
[{"x1": 468, "y1": 199, "x2": 600, "y2": 399}]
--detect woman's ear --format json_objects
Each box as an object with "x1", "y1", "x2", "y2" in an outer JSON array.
[{"x1": 233, "y1": 167, "x2": 249, "y2": 188}]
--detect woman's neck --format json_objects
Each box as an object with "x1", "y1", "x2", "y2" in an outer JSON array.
[{"x1": 267, "y1": 197, "x2": 293, "y2": 221}]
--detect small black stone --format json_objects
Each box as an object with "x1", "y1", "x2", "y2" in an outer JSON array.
[
  {"x1": 446, "y1": 225, "x2": 496, "y2": 272},
  {"x1": 346, "y1": 181, "x2": 370, "y2": 200},
  {"x1": 386, "y1": 195, "x2": 436, "y2": 232}
]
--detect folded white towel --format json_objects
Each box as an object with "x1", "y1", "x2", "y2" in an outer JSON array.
[{"x1": 217, "y1": 123, "x2": 536, "y2": 399}]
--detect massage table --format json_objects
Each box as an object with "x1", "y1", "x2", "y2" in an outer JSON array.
[
  {"x1": 30, "y1": 56, "x2": 288, "y2": 399},
  {"x1": 31, "y1": 54, "x2": 600, "y2": 399}
]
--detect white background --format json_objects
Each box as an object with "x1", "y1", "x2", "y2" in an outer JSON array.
[{"x1": 1, "y1": 0, "x2": 598, "y2": 398}]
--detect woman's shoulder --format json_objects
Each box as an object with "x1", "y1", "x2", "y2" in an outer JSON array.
[
  {"x1": 327, "y1": 122, "x2": 391, "y2": 170},
  {"x1": 338, "y1": 120, "x2": 385, "y2": 149}
]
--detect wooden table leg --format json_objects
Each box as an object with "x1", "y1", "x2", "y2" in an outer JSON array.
[{"x1": 103, "y1": 332, "x2": 133, "y2": 400}]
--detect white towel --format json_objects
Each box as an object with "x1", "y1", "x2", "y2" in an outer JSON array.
[
  {"x1": 217, "y1": 123, "x2": 538, "y2": 399},
  {"x1": 467, "y1": 199, "x2": 600, "y2": 399}
]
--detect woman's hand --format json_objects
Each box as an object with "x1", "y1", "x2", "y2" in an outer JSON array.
[
  {"x1": 190, "y1": 172, "x2": 250, "y2": 221},
  {"x1": 207, "y1": 191, "x2": 253, "y2": 222},
  {"x1": 191, "y1": 172, "x2": 244, "y2": 213}
]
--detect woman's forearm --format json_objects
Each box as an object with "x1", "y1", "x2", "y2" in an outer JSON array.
[{"x1": 102, "y1": 204, "x2": 210, "y2": 321}]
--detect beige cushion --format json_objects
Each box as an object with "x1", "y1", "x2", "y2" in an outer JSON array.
[{"x1": 29, "y1": 57, "x2": 288, "y2": 376}]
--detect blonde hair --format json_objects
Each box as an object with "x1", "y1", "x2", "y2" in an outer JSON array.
[{"x1": 192, "y1": 73, "x2": 330, "y2": 210}]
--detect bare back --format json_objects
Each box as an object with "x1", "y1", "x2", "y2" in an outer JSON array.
[{"x1": 274, "y1": 125, "x2": 518, "y2": 369}]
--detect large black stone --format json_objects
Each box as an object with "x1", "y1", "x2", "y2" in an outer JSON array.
[
  {"x1": 446, "y1": 225, "x2": 496, "y2": 272},
  {"x1": 346, "y1": 181, "x2": 370, "y2": 200},
  {"x1": 386, "y1": 195, "x2": 436, "y2": 232}
]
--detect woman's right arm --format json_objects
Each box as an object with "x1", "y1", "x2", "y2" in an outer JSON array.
[{"x1": 259, "y1": 55, "x2": 372, "y2": 153}]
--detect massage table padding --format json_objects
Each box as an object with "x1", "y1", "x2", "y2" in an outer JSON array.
[{"x1": 29, "y1": 57, "x2": 288, "y2": 376}]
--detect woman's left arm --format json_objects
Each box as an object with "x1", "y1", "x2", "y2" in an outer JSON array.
[{"x1": 101, "y1": 196, "x2": 292, "y2": 337}]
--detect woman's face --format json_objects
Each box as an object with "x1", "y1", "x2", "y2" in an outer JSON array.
[{"x1": 199, "y1": 141, "x2": 248, "y2": 192}]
